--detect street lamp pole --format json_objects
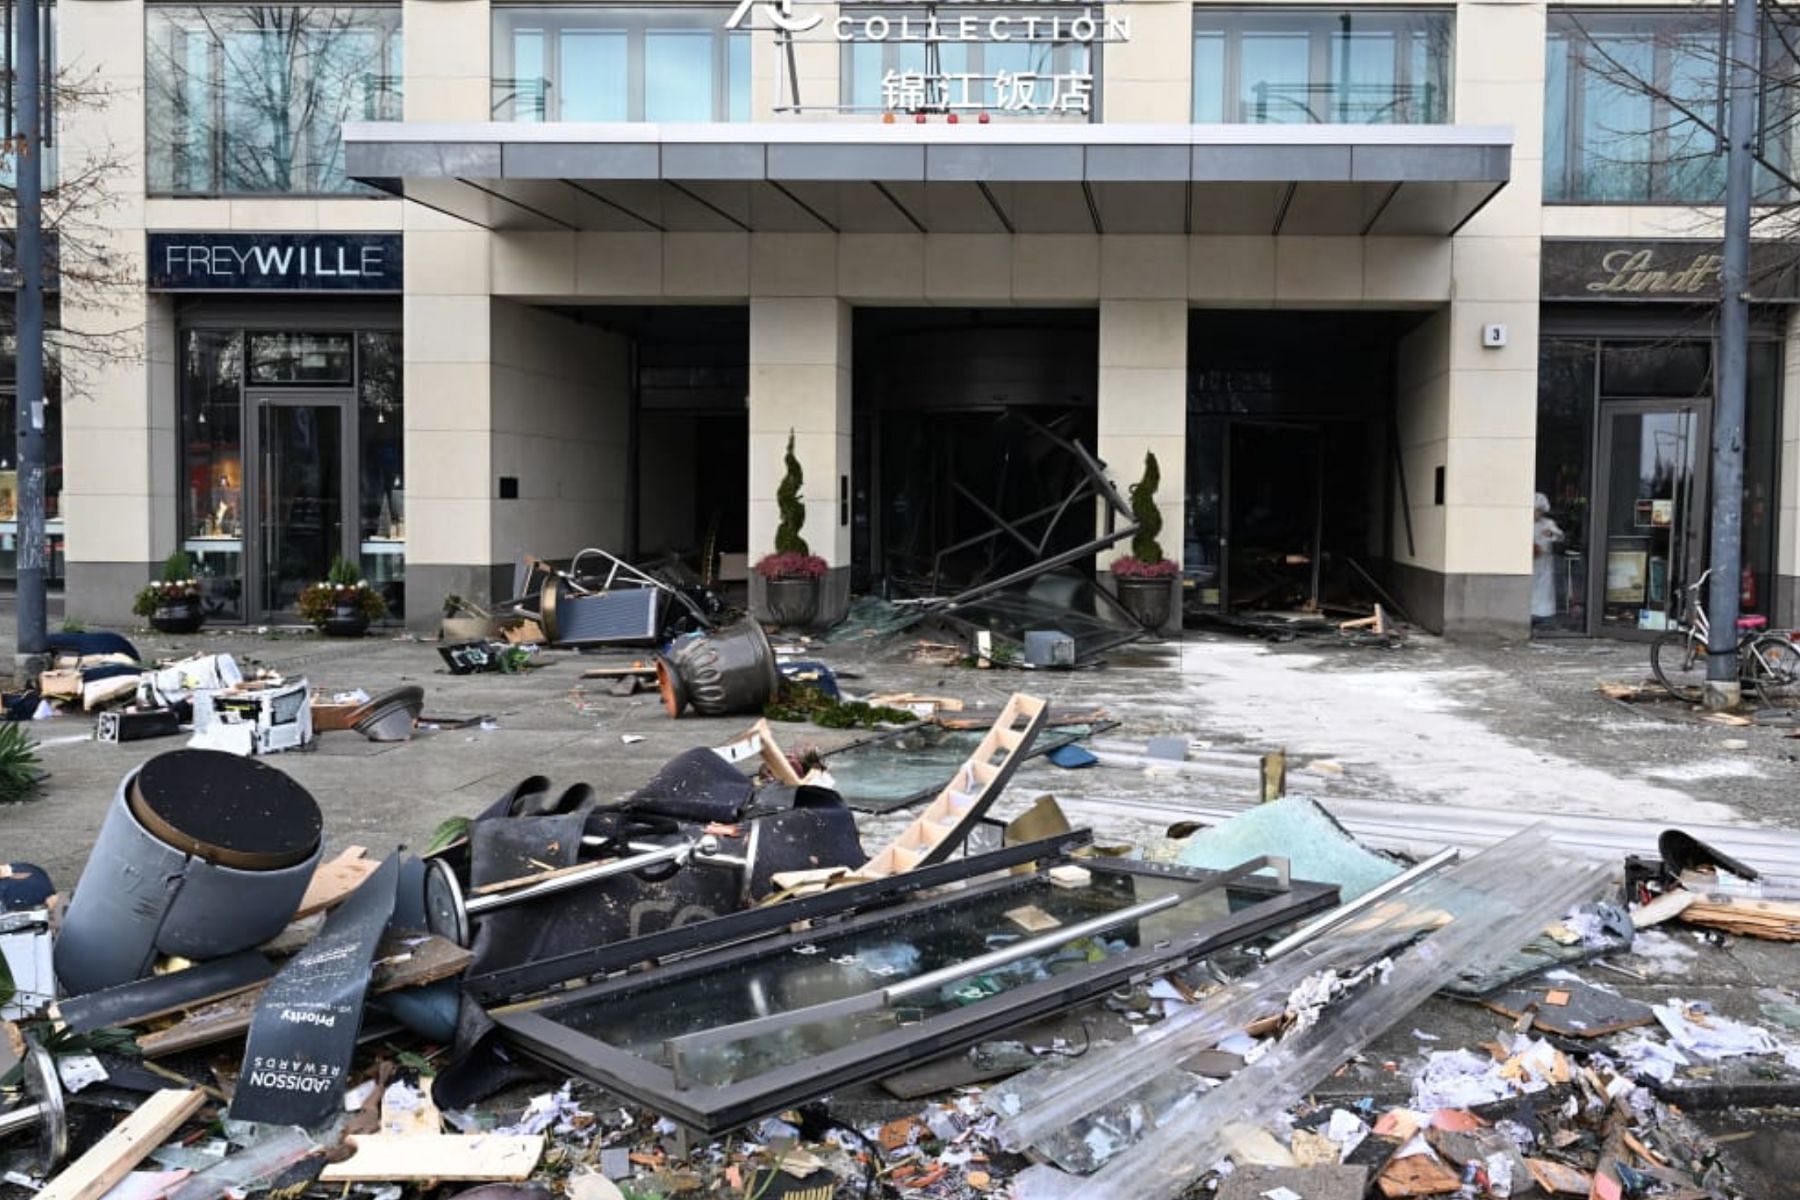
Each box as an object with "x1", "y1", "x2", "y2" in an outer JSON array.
[
  {"x1": 12, "y1": 0, "x2": 46, "y2": 667},
  {"x1": 1705, "y1": 0, "x2": 1759, "y2": 710}
]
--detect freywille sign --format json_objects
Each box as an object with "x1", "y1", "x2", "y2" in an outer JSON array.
[
  {"x1": 727, "y1": 0, "x2": 1124, "y2": 115},
  {"x1": 1541, "y1": 240, "x2": 1800, "y2": 303},
  {"x1": 147, "y1": 232, "x2": 402, "y2": 292}
]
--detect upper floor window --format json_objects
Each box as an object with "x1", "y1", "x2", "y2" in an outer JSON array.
[
  {"x1": 839, "y1": 6, "x2": 1098, "y2": 118},
  {"x1": 1192, "y1": 8, "x2": 1451, "y2": 124},
  {"x1": 0, "y1": 1, "x2": 57, "y2": 190},
  {"x1": 1545, "y1": 10, "x2": 1797, "y2": 204},
  {"x1": 146, "y1": 5, "x2": 402, "y2": 196},
  {"x1": 492, "y1": 6, "x2": 749, "y2": 121}
]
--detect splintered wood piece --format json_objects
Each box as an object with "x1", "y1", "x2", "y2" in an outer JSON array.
[
  {"x1": 1525, "y1": 1158, "x2": 1593, "y2": 1195},
  {"x1": 1631, "y1": 890, "x2": 1698, "y2": 929},
  {"x1": 293, "y1": 846, "x2": 379, "y2": 919},
  {"x1": 1679, "y1": 896, "x2": 1800, "y2": 940},
  {"x1": 318, "y1": 1134, "x2": 543, "y2": 1182},
  {"x1": 1377, "y1": 1151, "x2": 1463, "y2": 1198},
  {"x1": 38, "y1": 1090, "x2": 206, "y2": 1200},
  {"x1": 138, "y1": 936, "x2": 471, "y2": 1057}
]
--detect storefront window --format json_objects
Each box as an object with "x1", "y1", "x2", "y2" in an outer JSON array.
[
  {"x1": 1544, "y1": 11, "x2": 1798, "y2": 204},
  {"x1": 1192, "y1": 9, "x2": 1451, "y2": 124},
  {"x1": 1533, "y1": 332, "x2": 1781, "y2": 636},
  {"x1": 357, "y1": 331, "x2": 403, "y2": 614},
  {"x1": 145, "y1": 5, "x2": 403, "y2": 195},
  {"x1": 0, "y1": 1, "x2": 57, "y2": 190},
  {"x1": 840, "y1": 8, "x2": 1096, "y2": 117},
  {"x1": 492, "y1": 6, "x2": 749, "y2": 121},
  {"x1": 1533, "y1": 341, "x2": 1595, "y2": 634},
  {"x1": 181, "y1": 329, "x2": 247, "y2": 620},
  {"x1": 248, "y1": 331, "x2": 353, "y2": 384}
]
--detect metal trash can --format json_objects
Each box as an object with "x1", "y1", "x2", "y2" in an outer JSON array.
[{"x1": 54, "y1": 750, "x2": 323, "y2": 996}]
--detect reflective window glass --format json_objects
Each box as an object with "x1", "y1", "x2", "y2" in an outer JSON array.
[
  {"x1": 1544, "y1": 10, "x2": 1797, "y2": 204},
  {"x1": 247, "y1": 331, "x2": 354, "y2": 385},
  {"x1": 1192, "y1": 9, "x2": 1452, "y2": 124},
  {"x1": 0, "y1": 3, "x2": 57, "y2": 190},
  {"x1": 146, "y1": 5, "x2": 403, "y2": 195},
  {"x1": 492, "y1": 6, "x2": 749, "y2": 122}
]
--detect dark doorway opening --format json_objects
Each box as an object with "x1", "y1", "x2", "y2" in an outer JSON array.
[
  {"x1": 559, "y1": 306, "x2": 749, "y2": 596},
  {"x1": 1187, "y1": 311, "x2": 1414, "y2": 618},
  {"x1": 853, "y1": 308, "x2": 1100, "y2": 597}
]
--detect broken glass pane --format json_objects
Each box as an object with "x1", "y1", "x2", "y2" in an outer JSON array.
[
  {"x1": 555, "y1": 870, "x2": 1221, "y2": 1087},
  {"x1": 825, "y1": 722, "x2": 1109, "y2": 814}
]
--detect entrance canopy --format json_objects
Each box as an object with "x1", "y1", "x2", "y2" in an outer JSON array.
[{"x1": 342, "y1": 122, "x2": 1511, "y2": 237}]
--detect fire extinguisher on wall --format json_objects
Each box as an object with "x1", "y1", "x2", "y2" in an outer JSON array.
[{"x1": 1742, "y1": 564, "x2": 1759, "y2": 613}]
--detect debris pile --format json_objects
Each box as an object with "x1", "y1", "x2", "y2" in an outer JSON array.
[{"x1": 7, "y1": 685, "x2": 1800, "y2": 1200}]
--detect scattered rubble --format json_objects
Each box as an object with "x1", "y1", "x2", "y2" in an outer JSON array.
[{"x1": 8, "y1": 615, "x2": 1800, "y2": 1200}]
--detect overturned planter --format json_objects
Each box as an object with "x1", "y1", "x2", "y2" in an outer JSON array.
[
  {"x1": 657, "y1": 619, "x2": 780, "y2": 719},
  {"x1": 54, "y1": 749, "x2": 324, "y2": 995}
]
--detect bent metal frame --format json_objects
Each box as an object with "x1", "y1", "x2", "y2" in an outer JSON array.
[{"x1": 489, "y1": 849, "x2": 1337, "y2": 1134}]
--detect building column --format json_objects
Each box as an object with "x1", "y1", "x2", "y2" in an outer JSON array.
[
  {"x1": 1430, "y1": 0, "x2": 1547, "y2": 636},
  {"x1": 747, "y1": 297, "x2": 851, "y2": 619},
  {"x1": 402, "y1": 209, "x2": 495, "y2": 628},
  {"x1": 1097, "y1": 299, "x2": 1186, "y2": 574},
  {"x1": 60, "y1": 0, "x2": 158, "y2": 622},
  {"x1": 1100, "y1": 0, "x2": 1193, "y2": 122}
]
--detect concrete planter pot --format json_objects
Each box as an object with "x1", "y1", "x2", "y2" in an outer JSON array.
[
  {"x1": 761, "y1": 576, "x2": 820, "y2": 628},
  {"x1": 1116, "y1": 576, "x2": 1174, "y2": 630},
  {"x1": 149, "y1": 598, "x2": 204, "y2": 635},
  {"x1": 657, "y1": 619, "x2": 780, "y2": 718},
  {"x1": 323, "y1": 604, "x2": 371, "y2": 638}
]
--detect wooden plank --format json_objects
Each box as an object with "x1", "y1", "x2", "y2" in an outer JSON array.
[
  {"x1": 1630, "y1": 889, "x2": 1697, "y2": 929},
  {"x1": 138, "y1": 936, "x2": 471, "y2": 1058},
  {"x1": 293, "y1": 846, "x2": 379, "y2": 919},
  {"x1": 318, "y1": 1135, "x2": 544, "y2": 1182},
  {"x1": 1680, "y1": 895, "x2": 1800, "y2": 940},
  {"x1": 38, "y1": 1090, "x2": 207, "y2": 1200}
]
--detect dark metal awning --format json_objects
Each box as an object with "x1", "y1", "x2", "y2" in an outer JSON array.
[{"x1": 341, "y1": 121, "x2": 1511, "y2": 237}]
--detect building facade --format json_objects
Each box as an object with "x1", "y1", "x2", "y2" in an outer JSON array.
[{"x1": 32, "y1": 0, "x2": 1800, "y2": 638}]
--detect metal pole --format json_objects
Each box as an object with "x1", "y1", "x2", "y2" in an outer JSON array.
[
  {"x1": 13, "y1": 0, "x2": 45, "y2": 665},
  {"x1": 1705, "y1": 0, "x2": 1759, "y2": 709}
]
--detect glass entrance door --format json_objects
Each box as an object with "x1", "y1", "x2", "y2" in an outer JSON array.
[
  {"x1": 1589, "y1": 402, "x2": 1708, "y2": 637},
  {"x1": 254, "y1": 395, "x2": 354, "y2": 615}
]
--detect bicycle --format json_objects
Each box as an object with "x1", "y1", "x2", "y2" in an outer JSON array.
[{"x1": 1650, "y1": 569, "x2": 1800, "y2": 703}]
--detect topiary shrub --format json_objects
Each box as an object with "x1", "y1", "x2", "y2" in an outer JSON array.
[
  {"x1": 773, "y1": 430, "x2": 808, "y2": 556},
  {"x1": 1129, "y1": 451, "x2": 1164, "y2": 564}
]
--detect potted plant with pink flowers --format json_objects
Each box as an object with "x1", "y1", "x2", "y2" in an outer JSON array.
[
  {"x1": 1111, "y1": 451, "x2": 1178, "y2": 629},
  {"x1": 755, "y1": 433, "x2": 827, "y2": 627}
]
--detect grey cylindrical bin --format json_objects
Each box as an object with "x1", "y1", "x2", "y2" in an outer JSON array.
[{"x1": 54, "y1": 750, "x2": 323, "y2": 996}]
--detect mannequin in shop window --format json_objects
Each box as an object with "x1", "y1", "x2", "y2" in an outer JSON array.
[{"x1": 1532, "y1": 492, "x2": 1564, "y2": 623}]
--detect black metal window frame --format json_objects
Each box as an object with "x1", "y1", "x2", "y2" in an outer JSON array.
[{"x1": 493, "y1": 854, "x2": 1337, "y2": 1134}]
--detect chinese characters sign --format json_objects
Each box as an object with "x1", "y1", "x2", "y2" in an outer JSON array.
[
  {"x1": 881, "y1": 68, "x2": 1093, "y2": 114},
  {"x1": 727, "y1": 0, "x2": 1125, "y2": 116}
]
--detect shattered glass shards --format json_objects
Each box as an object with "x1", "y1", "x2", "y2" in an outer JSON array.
[
  {"x1": 1175, "y1": 797, "x2": 1406, "y2": 903},
  {"x1": 824, "y1": 722, "x2": 1113, "y2": 814}
]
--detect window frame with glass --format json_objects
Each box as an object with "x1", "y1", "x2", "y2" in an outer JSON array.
[
  {"x1": 1531, "y1": 322, "x2": 1784, "y2": 637},
  {"x1": 1, "y1": 0, "x2": 57, "y2": 190},
  {"x1": 145, "y1": 3, "x2": 404, "y2": 197},
  {"x1": 1543, "y1": 8, "x2": 1799, "y2": 205},
  {"x1": 492, "y1": 4, "x2": 749, "y2": 122},
  {"x1": 178, "y1": 320, "x2": 403, "y2": 622},
  {"x1": 1191, "y1": 6, "x2": 1453, "y2": 125}
]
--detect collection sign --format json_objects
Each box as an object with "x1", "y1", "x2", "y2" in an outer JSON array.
[
  {"x1": 1541, "y1": 239, "x2": 1800, "y2": 303},
  {"x1": 726, "y1": 0, "x2": 1124, "y2": 116},
  {"x1": 147, "y1": 232, "x2": 402, "y2": 293}
]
